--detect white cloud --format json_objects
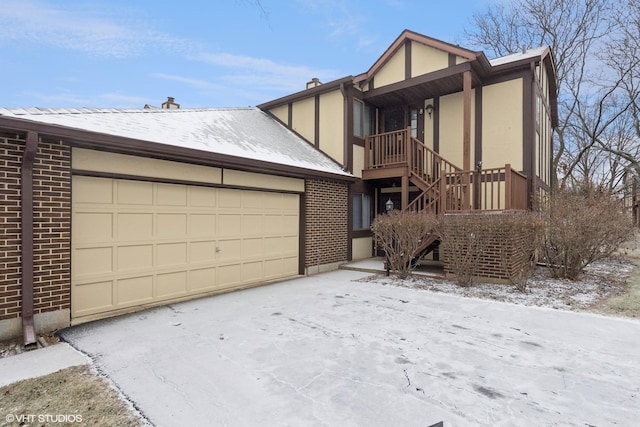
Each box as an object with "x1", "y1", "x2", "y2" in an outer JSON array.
[
  {"x1": 151, "y1": 73, "x2": 225, "y2": 91},
  {"x1": 194, "y1": 52, "x2": 340, "y2": 92},
  {"x1": 0, "y1": 0, "x2": 197, "y2": 57}
]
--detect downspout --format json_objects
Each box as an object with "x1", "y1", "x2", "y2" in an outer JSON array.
[{"x1": 21, "y1": 131, "x2": 38, "y2": 347}]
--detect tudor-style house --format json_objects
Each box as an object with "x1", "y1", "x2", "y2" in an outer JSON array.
[{"x1": 258, "y1": 29, "x2": 558, "y2": 261}]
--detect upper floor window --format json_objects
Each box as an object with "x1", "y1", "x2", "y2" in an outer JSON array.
[{"x1": 354, "y1": 99, "x2": 374, "y2": 138}]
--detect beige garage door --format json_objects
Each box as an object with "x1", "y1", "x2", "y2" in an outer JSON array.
[{"x1": 71, "y1": 176, "x2": 299, "y2": 320}]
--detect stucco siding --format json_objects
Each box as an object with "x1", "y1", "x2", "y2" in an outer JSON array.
[
  {"x1": 482, "y1": 79, "x2": 523, "y2": 170},
  {"x1": 269, "y1": 104, "x2": 289, "y2": 125},
  {"x1": 318, "y1": 90, "x2": 344, "y2": 165},
  {"x1": 291, "y1": 97, "x2": 316, "y2": 143},
  {"x1": 374, "y1": 45, "x2": 406, "y2": 88},
  {"x1": 411, "y1": 43, "x2": 449, "y2": 77},
  {"x1": 438, "y1": 91, "x2": 476, "y2": 169},
  {"x1": 351, "y1": 237, "x2": 373, "y2": 260}
]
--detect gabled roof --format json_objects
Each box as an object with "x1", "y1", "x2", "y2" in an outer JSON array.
[
  {"x1": 0, "y1": 107, "x2": 353, "y2": 180},
  {"x1": 354, "y1": 29, "x2": 481, "y2": 85}
]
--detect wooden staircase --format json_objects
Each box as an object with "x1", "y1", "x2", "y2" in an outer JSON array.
[{"x1": 364, "y1": 128, "x2": 530, "y2": 263}]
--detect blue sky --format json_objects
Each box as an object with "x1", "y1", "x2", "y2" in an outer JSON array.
[{"x1": 1, "y1": 0, "x2": 496, "y2": 109}]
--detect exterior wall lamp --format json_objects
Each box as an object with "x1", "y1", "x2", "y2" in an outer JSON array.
[
  {"x1": 425, "y1": 104, "x2": 434, "y2": 119},
  {"x1": 385, "y1": 198, "x2": 394, "y2": 212}
]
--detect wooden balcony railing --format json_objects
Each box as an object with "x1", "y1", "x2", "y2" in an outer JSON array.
[{"x1": 365, "y1": 128, "x2": 529, "y2": 213}]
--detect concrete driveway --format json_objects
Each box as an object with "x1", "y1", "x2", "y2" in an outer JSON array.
[{"x1": 60, "y1": 270, "x2": 640, "y2": 426}]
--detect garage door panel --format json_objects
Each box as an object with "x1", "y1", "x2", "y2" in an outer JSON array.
[
  {"x1": 219, "y1": 189, "x2": 242, "y2": 208},
  {"x1": 243, "y1": 261, "x2": 263, "y2": 281},
  {"x1": 218, "y1": 239, "x2": 241, "y2": 259},
  {"x1": 75, "y1": 247, "x2": 113, "y2": 276},
  {"x1": 242, "y1": 214, "x2": 263, "y2": 235},
  {"x1": 118, "y1": 213, "x2": 153, "y2": 240},
  {"x1": 117, "y1": 180, "x2": 153, "y2": 205},
  {"x1": 218, "y1": 264, "x2": 242, "y2": 287},
  {"x1": 190, "y1": 187, "x2": 217, "y2": 207},
  {"x1": 72, "y1": 178, "x2": 299, "y2": 320},
  {"x1": 157, "y1": 271, "x2": 188, "y2": 297},
  {"x1": 117, "y1": 276, "x2": 154, "y2": 304},
  {"x1": 73, "y1": 281, "x2": 113, "y2": 315},
  {"x1": 242, "y1": 192, "x2": 263, "y2": 209},
  {"x1": 157, "y1": 183, "x2": 187, "y2": 206},
  {"x1": 218, "y1": 214, "x2": 241, "y2": 236},
  {"x1": 190, "y1": 241, "x2": 217, "y2": 263},
  {"x1": 74, "y1": 212, "x2": 113, "y2": 243},
  {"x1": 264, "y1": 215, "x2": 283, "y2": 234},
  {"x1": 117, "y1": 245, "x2": 154, "y2": 271},
  {"x1": 243, "y1": 238, "x2": 263, "y2": 257},
  {"x1": 157, "y1": 242, "x2": 188, "y2": 266},
  {"x1": 190, "y1": 214, "x2": 216, "y2": 236},
  {"x1": 190, "y1": 267, "x2": 216, "y2": 291},
  {"x1": 74, "y1": 176, "x2": 113, "y2": 204}
]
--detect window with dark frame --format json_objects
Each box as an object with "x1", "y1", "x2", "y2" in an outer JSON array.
[
  {"x1": 354, "y1": 99, "x2": 374, "y2": 138},
  {"x1": 353, "y1": 193, "x2": 371, "y2": 230}
]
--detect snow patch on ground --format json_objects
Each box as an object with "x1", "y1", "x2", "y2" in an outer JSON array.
[{"x1": 357, "y1": 257, "x2": 634, "y2": 312}]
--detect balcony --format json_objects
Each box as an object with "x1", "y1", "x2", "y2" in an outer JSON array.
[{"x1": 363, "y1": 129, "x2": 528, "y2": 213}]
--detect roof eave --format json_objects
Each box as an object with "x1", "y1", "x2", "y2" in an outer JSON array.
[
  {"x1": 257, "y1": 76, "x2": 354, "y2": 110},
  {"x1": 0, "y1": 115, "x2": 356, "y2": 182}
]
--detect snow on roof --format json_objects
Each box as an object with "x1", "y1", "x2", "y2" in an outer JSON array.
[
  {"x1": 489, "y1": 46, "x2": 549, "y2": 67},
  {"x1": 0, "y1": 107, "x2": 352, "y2": 178}
]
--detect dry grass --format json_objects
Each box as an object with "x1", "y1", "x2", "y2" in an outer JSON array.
[{"x1": 0, "y1": 365, "x2": 147, "y2": 426}]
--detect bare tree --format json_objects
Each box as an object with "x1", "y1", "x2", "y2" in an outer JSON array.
[{"x1": 466, "y1": 0, "x2": 640, "y2": 190}]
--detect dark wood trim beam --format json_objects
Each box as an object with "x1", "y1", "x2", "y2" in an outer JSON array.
[
  {"x1": 433, "y1": 96, "x2": 440, "y2": 153},
  {"x1": 463, "y1": 70, "x2": 472, "y2": 172},
  {"x1": 522, "y1": 65, "x2": 535, "y2": 209},
  {"x1": 475, "y1": 85, "x2": 483, "y2": 168},
  {"x1": 448, "y1": 53, "x2": 456, "y2": 68},
  {"x1": 258, "y1": 76, "x2": 354, "y2": 110},
  {"x1": 405, "y1": 40, "x2": 412, "y2": 80},
  {"x1": 363, "y1": 62, "x2": 472, "y2": 101},
  {"x1": 314, "y1": 95, "x2": 320, "y2": 148}
]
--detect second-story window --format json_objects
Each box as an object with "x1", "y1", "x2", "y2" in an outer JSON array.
[{"x1": 354, "y1": 99, "x2": 374, "y2": 138}]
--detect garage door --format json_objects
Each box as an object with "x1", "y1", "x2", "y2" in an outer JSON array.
[{"x1": 71, "y1": 176, "x2": 300, "y2": 320}]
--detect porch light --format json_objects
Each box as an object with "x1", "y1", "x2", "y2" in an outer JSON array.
[
  {"x1": 385, "y1": 198, "x2": 394, "y2": 212},
  {"x1": 425, "y1": 104, "x2": 434, "y2": 119}
]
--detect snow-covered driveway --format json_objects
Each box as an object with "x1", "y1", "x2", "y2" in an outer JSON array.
[{"x1": 60, "y1": 270, "x2": 640, "y2": 426}]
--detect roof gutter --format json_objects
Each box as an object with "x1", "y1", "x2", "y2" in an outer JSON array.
[{"x1": 21, "y1": 131, "x2": 38, "y2": 347}]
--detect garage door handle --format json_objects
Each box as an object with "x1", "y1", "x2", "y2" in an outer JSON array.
[{"x1": 215, "y1": 247, "x2": 221, "y2": 253}]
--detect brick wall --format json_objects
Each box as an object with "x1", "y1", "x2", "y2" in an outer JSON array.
[
  {"x1": 442, "y1": 212, "x2": 538, "y2": 283},
  {"x1": 304, "y1": 178, "x2": 349, "y2": 268},
  {"x1": 0, "y1": 136, "x2": 71, "y2": 321}
]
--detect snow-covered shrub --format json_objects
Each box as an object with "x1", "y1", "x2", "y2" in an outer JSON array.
[
  {"x1": 371, "y1": 210, "x2": 438, "y2": 279},
  {"x1": 541, "y1": 187, "x2": 633, "y2": 280}
]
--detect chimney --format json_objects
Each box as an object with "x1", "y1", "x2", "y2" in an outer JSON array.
[
  {"x1": 306, "y1": 78, "x2": 322, "y2": 89},
  {"x1": 162, "y1": 96, "x2": 180, "y2": 109}
]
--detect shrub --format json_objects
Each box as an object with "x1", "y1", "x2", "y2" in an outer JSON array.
[
  {"x1": 540, "y1": 187, "x2": 633, "y2": 280},
  {"x1": 496, "y1": 212, "x2": 544, "y2": 292},
  {"x1": 371, "y1": 210, "x2": 438, "y2": 278}
]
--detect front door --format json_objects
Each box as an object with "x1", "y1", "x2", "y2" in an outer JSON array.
[
  {"x1": 383, "y1": 107, "x2": 405, "y2": 132},
  {"x1": 383, "y1": 106, "x2": 424, "y2": 143}
]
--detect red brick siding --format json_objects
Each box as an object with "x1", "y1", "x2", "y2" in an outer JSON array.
[
  {"x1": 442, "y1": 212, "x2": 536, "y2": 282},
  {"x1": 0, "y1": 136, "x2": 71, "y2": 321},
  {"x1": 305, "y1": 179, "x2": 349, "y2": 267}
]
